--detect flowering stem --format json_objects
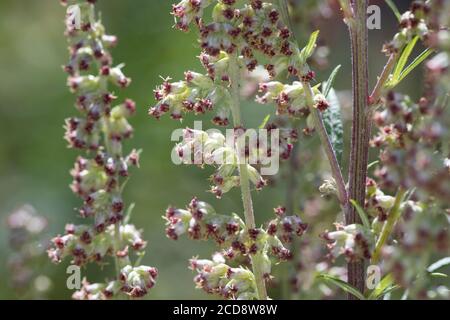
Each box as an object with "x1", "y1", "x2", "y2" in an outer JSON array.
[
  {"x1": 103, "y1": 118, "x2": 123, "y2": 279},
  {"x1": 371, "y1": 188, "x2": 406, "y2": 264},
  {"x1": 281, "y1": 0, "x2": 348, "y2": 208},
  {"x1": 113, "y1": 223, "x2": 122, "y2": 277},
  {"x1": 346, "y1": 0, "x2": 370, "y2": 298},
  {"x1": 282, "y1": 121, "x2": 301, "y2": 299},
  {"x1": 302, "y1": 82, "x2": 348, "y2": 210},
  {"x1": 228, "y1": 54, "x2": 268, "y2": 300},
  {"x1": 369, "y1": 53, "x2": 398, "y2": 106}
]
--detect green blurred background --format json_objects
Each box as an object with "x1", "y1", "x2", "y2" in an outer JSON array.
[{"x1": 0, "y1": 0, "x2": 425, "y2": 299}]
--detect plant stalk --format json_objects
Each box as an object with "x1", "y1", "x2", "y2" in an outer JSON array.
[
  {"x1": 282, "y1": 120, "x2": 301, "y2": 300},
  {"x1": 369, "y1": 53, "x2": 398, "y2": 106},
  {"x1": 346, "y1": 0, "x2": 370, "y2": 298},
  {"x1": 303, "y1": 82, "x2": 348, "y2": 210},
  {"x1": 103, "y1": 116, "x2": 123, "y2": 279},
  {"x1": 228, "y1": 53, "x2": 268, "y2": 300}
]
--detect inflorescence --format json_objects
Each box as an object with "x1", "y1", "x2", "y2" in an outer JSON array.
[{"x1": 48, "y1": 0, "x2": 157, "y2": 299}]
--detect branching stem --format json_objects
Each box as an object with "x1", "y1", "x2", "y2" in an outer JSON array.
[
  {"x1": 346, "y1": 0, "x2": 370, "y2": 298},
  {"x1": 103, "y1": 117, "x2": 123, "y2": 279},
  {"x1": 302, "y1": 82, "x2": 349, "y2": 210},
  {"x1": 369, "y1": 53, "x2": 398, "y2": 106},
  {"x1": 228, "y1": 54, "x2": 268, "y2": 300}
]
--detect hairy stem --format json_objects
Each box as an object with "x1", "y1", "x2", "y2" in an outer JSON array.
[
  {"x1": 103, "y1": 117, "x2": 123, "y2": 279},
  {"x1": 285, "y1": 130, "x2": 300, "y2": 215},
  {"x1": 369, "y1": 53, "x2": 398, "y2": 106},
  {"x1": 346, "y1": 0, "x2": 370, "y2": 298},
  {"x1": 371, "y1": 188, "x2": 406, "y2": 264},
  {"x1": 113, "y1": 223, "x2": 121, "y2": 277},
  {"x1": 281, "y1": 123, "x2": 301, "y2": 299},
  {"x1": 281, "y1": 0, "x2": 348, "y2": 210},
  {"x1": 228, "y1": 54, "x2": 268, "y2": 300},
  {"x1": 303, "y1": 82, "x2": 348, "y2": 210}
]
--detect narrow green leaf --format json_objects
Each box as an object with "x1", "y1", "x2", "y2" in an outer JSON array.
[
  {"x1": 367, "y1": 160, "x2": 379, "y2": 170},
  {"x1": 134, "y1": 251, "x2": 146, "y2": 267},
  {"x1": 404, "y1": 187, "x2": 416, "y2": 202},
  {"x1": 427, "y1": 257, "x2": 450, "y2": 273},
  {"x1": 120, "y1": 177, "x2": 130, "y2": 193},
  {"x1": 367, "y1": 273, "x2": 399, "y2": 300},
  {"x1": 300, "y1": 30, "x2": 320, "y2": 62},
  {"x1": 323, "y1": 65, "x2": 342, "y2": 98},
  {"x1": 430, "y1": 272, "x2": 448, "y2": 278},
  {"x1": 318, "y1": 274, "x2": 365, "y2": 300},
  {"x1": 124, "y1": 203, "x2": 136, "y2": 224},
  {"x1": 312, "y1": 83, "x2": 322, "y2": 91},
  {"x1": 259, "y1": 114, "x2": 271, "y2": 129},
  {"x1": 398, "y1": 48, "x2": 433, "y2": 83},
  {"x1": 322, "y1": 88, "x2": 344, "y2": 165},
  {"x1": 385, "y1": 0, "x2": 401, "y2": 21},
  {"x1": 380, "y1": 284, "x2": 400, "y2": 298},
  {"x1": 390, "y1": 36, "x2": 419, "y2": 86},
  {"x1": 350, "y1": 199, "x2": 371, "y2": 230}
]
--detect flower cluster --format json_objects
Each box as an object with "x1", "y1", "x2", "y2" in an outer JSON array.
[
  {"x1": 371, "y1": 91, "x2": 450, "y2": 201},
  {"x1": 165, "y1": 197, "x2": 243, "y2": 242},
  {"x1": 429, "y1": 0, "x2": 450, "y2": 55},
  {"x1": 365, "y1": 0, "x2": 450, "y2": 300},
  {"x1": 321, "y1": 223, "x2": 374, "y2": 263},
  {"x1": 151, "y1": 0, "x2": 319, "y2": 124},
  {"x1": 119, "y1": 265, "x2": 158, "y2": 298},
  {"x1": 266, "y1": 206, "x2": 308, "y2": 244},
  {"x1": 151, "y1": 0, "x2": 318, "y2": 300},
  {"x1": 264, "y1": 122, "x2": 298, "y2": 159},
  {"x1": 382, "y1": 1, "x2": 432, "y2": 55},
  {"x1": 165, "y1": 199, "x2": 307, "y2": 298},
  {"x1": 72, "y1": 265, "x2": 158, "y2": 300},
  {"x1": 174, "y1": 127, "x2": 282, "y2": 197},
  {"x1": 382, "y1": 202, "x2": 449, "y2": 298},
  {"x1": 165, "y1": 199, "x2": 306, "y2": 260},
  {"x1": 173, "y1": 0, "x2": 312, "y2": 76},
  {"x1": 49, "y1": 0, "x2": 157, "y2": 299},
  {"x1": 364, "y1": 178, "x2": 395, "y2": 233},
  {"x1": 190, "y1": 253, "x2": 259, "y2": 300},
  {"x1": 48, "y1": 223, "x2": 146, "y2": 266},
  {"x1": 60, "y1": 0, "x2": 137, "y2": 229},
  {"x1": 256, "y1": 80, "x2": 329, "y2": 117},
  {"x1": 150, "y1": 68, "x2": 231, "y2": 123},
  {"x1": 7, "y1": 205, "x2": 52, "y2": 298}
]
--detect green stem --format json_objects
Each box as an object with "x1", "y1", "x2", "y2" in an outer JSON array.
[
  {"x1": 103, "y1": 116, "x2": 123, "y2": 279},
  {"x1": 114, "y1": 223, "x2": 121, "y2": 276},
  {"x1": 281, "y1": 120, "x2": 301, "y2": 300},
  {"x1": 303, "y1": 82, "x2": 348, "y2": 210},
  {"x1": 369, "y1": 53, "x2": 398, "y2": 106},
  {"x1": 228, "y1": 53, "x2": 268, "y2": 300},
  {"x1": 285, "y1": 120, "x2": 300, "y2": 215},
  {"x1": 345, "y1": 0, "x2": 370, "y2": 298},
  {"x1": 371, "y1": 188, "x2": 406, "y2": 264}
]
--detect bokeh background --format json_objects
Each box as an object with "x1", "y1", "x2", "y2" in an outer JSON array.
[{"x1": 0, "y1": 0, "x2": 430, "y2": 299}]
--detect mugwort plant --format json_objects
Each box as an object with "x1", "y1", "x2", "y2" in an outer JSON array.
[
  {"x1": 47, "y1": 0, "x2": 157, "y2": 299},
  {"x1": 12, "y1": 0, "x2": 447, "y2": 301},
  {"x1": 150, "y1": 0, "x2": 317, "y2": 299},
  {"x1": 150, "y1": 0, "x2": 449, "y2": 300}
]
